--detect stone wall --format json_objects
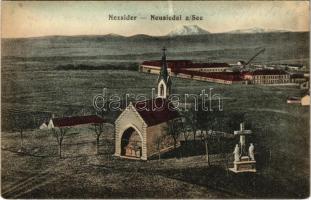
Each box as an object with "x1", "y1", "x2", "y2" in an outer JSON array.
[
  {"x1": 115, "y1": 105, "x2": 148, "y2": 160},
  {"x1": 146, "y1": 122, "x2": 174, "y2": 157}
]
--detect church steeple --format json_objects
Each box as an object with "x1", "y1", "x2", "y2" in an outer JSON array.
[
  {"x1": 159, "y1": 47, "x2": 168, "y2": 81},
  {"x1": 157, "y1": 47, "x2": 171, "y2": 99}
]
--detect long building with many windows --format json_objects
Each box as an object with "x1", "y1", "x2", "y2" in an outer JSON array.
[
  {"x1": 140, "y1": 60, "x2": 230, "y2": 74},
  {"x1": 140, "y1": 60, "x2": 239, "y2": 84},
  {"x1": 242, "y1": 70, "x2": 290, "y2": 84},
  {"x1": 140, "y1": 59, "x2": 290, "y2": 85}
]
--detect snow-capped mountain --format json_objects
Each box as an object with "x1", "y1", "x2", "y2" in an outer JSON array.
[
  {"x1": 227, "y1": 27, "x2": 289, "y2": 34},
  {"x1": 167, "y1": 25, "x2": 210, "y2": 36}
]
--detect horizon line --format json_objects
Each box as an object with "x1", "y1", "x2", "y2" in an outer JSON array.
[{"x1": 3, "y1": 30, "x2": 309, "y2": 40}]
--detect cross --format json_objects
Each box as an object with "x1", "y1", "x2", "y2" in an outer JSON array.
[
  {"x1": 234, "y1": 122, "x2": 252, "y2": 135},
  {"x1": 234, "y1": 122, "x2": 252, "y2": 156},
  {"x1": 162, "y1": 47, "x2": 167, "y2": 52}
]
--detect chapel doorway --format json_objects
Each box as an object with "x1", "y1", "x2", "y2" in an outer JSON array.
[{"x1": 121, "y1": 127, "x2": 142, "y2": 158}]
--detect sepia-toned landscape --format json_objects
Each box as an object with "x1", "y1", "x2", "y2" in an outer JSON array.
[
  {"x1": 2, "y1": 30, "x2": 309, "y2": 198},
  {"x1": 1, "y1": 1, "x2": 310, "y2": 198}
]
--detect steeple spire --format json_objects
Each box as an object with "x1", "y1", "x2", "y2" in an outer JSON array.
[
  {"x1": 159, "y1": 47, "x2": 168, "y2": 82},
  {"x1": 157, "y1": 47, "x2": 172, "y2": 99}
]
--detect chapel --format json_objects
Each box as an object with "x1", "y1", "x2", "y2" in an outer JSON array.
[{"x1": 114, "y1": 48, "x2": 180, "y2": 160}]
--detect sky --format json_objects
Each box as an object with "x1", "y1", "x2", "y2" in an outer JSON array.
[{"x1": 2, "y1": 1, "x2": 309, "y2": 38}]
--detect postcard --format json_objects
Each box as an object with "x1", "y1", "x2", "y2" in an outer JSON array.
[{"x1": 1, "y1": 1, "x2": 310, "y2": 199}]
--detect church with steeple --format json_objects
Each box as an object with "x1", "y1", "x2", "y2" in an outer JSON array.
[
  {"x1": 157, "y1": 47, "x2": 172, "y2": 99},
  {"x1": 114, "y1": 47, "x2": 180, "y2": 160}
]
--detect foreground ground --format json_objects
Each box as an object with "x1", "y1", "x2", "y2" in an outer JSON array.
[
  {"x1": 1, "y1": 126, "x2": 309, "y2": 198},
  {"x1": 1, "y1": 69, "x2": 310, "y2": 198}
]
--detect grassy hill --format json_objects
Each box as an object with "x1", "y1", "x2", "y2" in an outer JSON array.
[{"x1": 2, "y1": 32, "x2": 309, "y2": 68}]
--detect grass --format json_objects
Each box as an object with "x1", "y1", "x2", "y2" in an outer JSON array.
[
  {"x1": 1, "y1": 66, "x2": 310, "y2": 198},
  {"x1": 1, "y1": 129, "x2": 228, "y2": 198},
  {"x1": 1, "y1": 123, "x2": 309, "y2": 198}
]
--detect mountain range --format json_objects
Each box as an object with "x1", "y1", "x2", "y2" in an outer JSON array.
[
  {"x1": 167, "y1": 25, "x2": 210, "y2": 36},
  {"x1": 227, "y1": 27, "x2": 289, "y2": 34},
  {"x1": 167, "y1": 25, "x2": 290, "y2": 36},
  {"x1": 3, "y1": 25, "x2": 297, "y2": 40}
]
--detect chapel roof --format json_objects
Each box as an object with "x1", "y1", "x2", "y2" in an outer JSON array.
[{"x1": 133, "y1": 98, "x2": 180, "y2": 126}]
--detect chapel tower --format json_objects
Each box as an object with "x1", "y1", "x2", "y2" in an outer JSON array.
[{"x1": 157, "y1": 47, "x2": 172, "y2": 99}]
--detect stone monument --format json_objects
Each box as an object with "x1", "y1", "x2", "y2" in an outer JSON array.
[{"x1": 229, "y1": 122, "x2": 256, "y2": 173}]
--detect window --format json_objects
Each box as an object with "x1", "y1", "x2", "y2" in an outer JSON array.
[{"x1": 160, "y1": 84, "x2": 164, "y2": 96}]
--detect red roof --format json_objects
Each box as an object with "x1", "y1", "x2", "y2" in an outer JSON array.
[
  {"x1": 175, "y1": 69, "x2": 243, "y2": 81},
  {"x1": 133, "y1": 98, "x2": 180, "y2": 126},
  {"x1": 245, "y1": 70, "x2": 288, "y2": 76},
  {"x1": 142, "y1": 60, "x2": 192, "y2": 69},
  {"x1": 53, "y1": 115, "x2": 104, "y2": 127},
  {"x1": 190, "y1": 63, "x2": 230, "y2": 68},
  {"x1": 290, "y1": 73, "x2": 305, "y2": 79},
  {"x1": 142, "y1": 60, "x2": 229, "y2": 69},
  {"x1": 287, "y1": 97, "x2": 301, "y2": 101}
]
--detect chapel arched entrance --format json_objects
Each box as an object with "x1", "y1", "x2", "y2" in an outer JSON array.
[{"x1": 120, "y1": 127, "x2": 142, "y2": 158}]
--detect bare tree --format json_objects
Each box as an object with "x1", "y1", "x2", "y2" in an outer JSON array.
[
  {"x1": 93, "y1": 123, "x2": 104, "y2": 155},
  {"x1": 12, "y1": 113, "x2": 33, "y2": 152},
  {"x1": 182, "y1": 108, "x2": 197, "y2": 141},
  {"x1": 183, "y1": 127, "x2": 192, "y2": 145},
  {"x1": 166, "y1": 119, "x2": 183, "y2": 150},
  {"x1": 201, "y1": 130, "x2": 211, "y2": 166},
  {"x1": 200, "y1": 119, "x2": 218, "y2": 165},
  {"x1": 52, "y1": 127, "x2": 68, "y2": 158},
  {"x1": 155, "y1": 134, "x2": 165, "y2": 160},
  {"x1": 164, "y1": 119, "x2": 184, "y2": 159}
]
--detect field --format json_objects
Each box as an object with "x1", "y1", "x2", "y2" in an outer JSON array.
[
  {"x1": 1, "y1": 69, "x2": 309, "y2": 198},
  {"x1": 1, "y1": 32, "x2": 310, "y2": 198}
]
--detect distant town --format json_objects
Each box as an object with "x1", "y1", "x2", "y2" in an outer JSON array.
[{"x1": 139, "y1": 48, "x2": 310, "y2": 106}]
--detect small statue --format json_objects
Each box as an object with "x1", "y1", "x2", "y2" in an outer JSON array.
[
  {"x1": 233, "y1": 144, "x2": 240, "y2": 162},
  {"x1": 249, "y1": 143, "x2": 255, "y2": 160},
  {"x1": 240, "y1": 135, "x2": 246, "y2": 156}
]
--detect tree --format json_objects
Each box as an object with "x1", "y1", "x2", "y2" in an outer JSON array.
[
  {"x1": 52, "y1": 127, "x2": 68, "y2": 158},
  {"x1": 12, "y1": 113, "x2": 34, "y2": 152},
  {"x1": 201, "y1": 130, "x2": 211, "y2": 165},
  {"x1": 93, "y1": 123, "x2": 105, "y2": 155},
  {"x1": 166, "y1": 119, "x2": 183, "y2": 150},
  {"x1": 183, "y1": 127, "x2": 192, "y2": 145},
  {"x1": 200, "y1": 118, "x2": 219, "y2": 165},
  {"x1": 155, "y1": 134, "x2": 165, "y2": 160},
  {"x1": 182, "y1": 107, "x2": 198, "y2": 142}
]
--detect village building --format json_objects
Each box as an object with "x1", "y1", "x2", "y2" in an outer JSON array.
[
  {"x1": 185, "y1": 63, "x2": 230, "y2": 73},
  {"x1": 301, "y1": 94, "x2": 310, "y2": 106},
  {"x1": 300, "y1": 81, "x2": 310, "y2": 90},
  {"x1": 140, "y1": 60, "x2": 230, "y2": 75},
  {"x1": 243, "y1": 69, "x2": 290, "y2": 85},
  {"x1": 39, "y1": 122, "x2": 48, "y2": 129},
  {"x1": 174, "y1": 69, "x2": 243, "y2": 85},
  {"x1": 287, "y1": 97, "x2": 301, "y2": 104},
  {"x1": 286, "y1": 94, "x2": 310, "y2": 106},
  {"x1": 115, "y1": 48, "x2": 180, "y2": 160},
  {"x1": 45, "y1": 115, "x2": 105, "y2": 129},
  {"x1": 140, "y1": 57, "x2": 294, "y2": 86},
  {"x1": 139, "y1": 59, "x2": 244, "y2": 84},
  {"x1": 290, "y1": 73, "x2": 307, "y2": 84},
  {"x1": 139, "y1": 60, "x2": 190, "y2": 75},
  {"x1": 280, "y1": 63, "x2": 305, "y2": 71}
]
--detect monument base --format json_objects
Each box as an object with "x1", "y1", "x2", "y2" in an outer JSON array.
[{"x1": 229, "y1": 156, "x2": 256, "y2": 173}]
